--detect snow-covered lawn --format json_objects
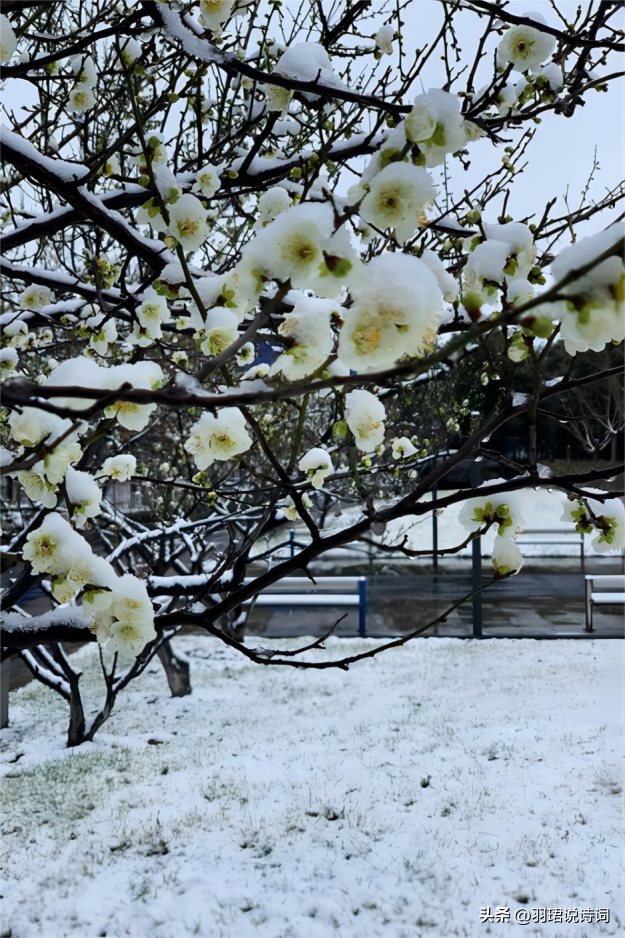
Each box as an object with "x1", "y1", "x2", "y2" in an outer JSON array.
[{"x1": 1, "y1": 636, "x2": 623, "y2": 938}]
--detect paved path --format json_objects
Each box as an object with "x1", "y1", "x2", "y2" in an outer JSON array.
[{"x1": 5, "y1": 568, "x2": 623, "y2": 693}]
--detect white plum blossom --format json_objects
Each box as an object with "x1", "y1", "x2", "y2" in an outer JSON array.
[
  {"x1": 283, "y1": 492, "x2": 312, "y2": 521},
  {"x1": 15, "y1": 469, "x2": 57, "y2": 508},
  {"x1": 86, "y1": 574, "x2": 156, "y2": 659},
  {"x1": 22, "y1": 514, "x2": 81, "y2": 576},
  {"x1": 103, "y1": 361, "x2": 164, "y2": 431},
  {"x1": 242, "y1": 201, "x2": 359, "y2": 297},
  {"x1": 65, "y1": 467, "x2": 102, "y2": 528},
  {"x1": 497, "y1": 14, "x2": 556, "y2": 72},
  {"x1": 193, "y1": 164, "x2": 222, "y2": 198},
  {"x1": 86, "y1": 311, "x2": 118, "y2": 356},
  {"x1": 98, "y1": 454, "x2": 136, "y2": 481},
  {"x1": 359, "y1": 162, "x2": 435, "y2": 244},
  {"x1": 404, "y1": 89, "x2": 467, "y2": 166},
  {"x1": 547, "y1": 223, "x2": 624, "y2": 355},
  {"x1": 135, "y1": 202, "x2": 169, "y2": 233},
  {"x1": 338, "y1": 253, "x2": 442, "y2": 372},
  {"x1": 168, "y1": 193, "x2": 209, "y2": 251},
  {"x1": 375, "y1": 25, "x2": 394, "y2": 55},
  {"x1": 184, "y1": 407, "x2": 252, "y2": 469},
  {"x1": 200, "y1": 308, "x2": 239, "y2": 356},
  {"x1": 483, "y1": 222, "x2": 537, "y2": 281},
  {"x1": 241, "y1": 363, "x2": 270, "y2": 380},
  {"x1": 272, "y1": 297, "x2": 336, "y2": 380},
  {"x1": 51, "y1": 553, "x2": 116, "y2": 605},
  {"x1": 7, "y1": 409, "x2": 82, "y2": 485},
  {"x1": 345, "y1": 389, "x2": 386, "y2": 453},
  {"x1": 392, "y1": 437, "x2": 417, "y2": 459},
  {"x1": 67, "y1": 85, "x2": 96, "y2": 114},
  {"x1": 265, "y1": 84, "x2": 293, "y2": 118},
  {"x1": 463, "y1": 222, "x2": 536, "y2": 311},
  {"x1": 459, "y1": 481, "x2": 526, "y2": 538},
  {"x1": 0, "y1": 14, "x2": 17, "y2": 63},
  {"x1": 119, "y1": 37, "x2": 142, "y2": 66},
  {"x1": 561, "y1": 495, "x2": 625, "y2": 553},
  {"x1": 346, "y1": 124, "x2": 408, "y2": 204},
  {"x1": 298, "y1": 447, "x2": 334, "y2": 489},
  {"x1": 198, "y1": 0, "x2": 235, "y2": 36},
  {"x1": 236, "y1": 342, "x2": 255, "y2": 366},
  {"x1": 491, "y1": 536, "x2": 524, "y2": 576},
  {"x1": 18, "y1": 286, "x2": 53, "y2": 311},
  {"x1": 137, "y1": 287, "x2": 171, "y2": 340},
  {"x1": 71, "y1": 54, "x2": 98, "y2": 88}
]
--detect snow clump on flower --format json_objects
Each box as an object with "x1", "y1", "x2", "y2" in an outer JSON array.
[
  {"x1": 184, "y1": 407, "x2": 252, "y2": 469},
  {"x1": 497, "y1": 13, "x2": 556, "y2": 72},
  {"x1": 404, "y1": 89, "x2": 467, "y2": 167},
  {"x1": 0, "y1": 346, "x2": 18, "y2": 380},
  {"x1": 359, "y1": 162, "x2": 435, "y2": 245},
  {"x1": 337, "y1": 253, "x2": 442, "y2": 372},
  {"x1": 65, "y1": 467, "x2": 102, "y2": 528},
  {"x1": 255, "y1": 187, "x2": 292, "y2": 228},
  {"x1": 298, "y1": 447, "x2": 334, "y2": 489},
  {"x1": 375, "y1": 25, "x2": 394, "y2": 55},
  {"x1": 420, "y1": 249, "x2": 459, "y2": 303},
  {"x1": 345, "y1": 389, "x2": 386, "y2": 452}
]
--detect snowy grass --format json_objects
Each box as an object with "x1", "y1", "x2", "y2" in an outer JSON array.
[{"x1": 1, "y1": 636, "x2": 623, "y2": 938}]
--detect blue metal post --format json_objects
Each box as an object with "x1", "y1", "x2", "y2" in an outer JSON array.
[
  {"x1": 289, "y1": 528, "x2": 295, "y2": 559},
  {"x1": 358, "y1": 578, "x2": 367, "y2": 637}
]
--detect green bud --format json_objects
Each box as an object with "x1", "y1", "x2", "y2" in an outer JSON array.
[{"x1": 332, "y1": 420, "x2": 348, "y2": 439}]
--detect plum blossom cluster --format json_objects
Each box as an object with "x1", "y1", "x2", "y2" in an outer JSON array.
[{"x1": 22, "y1": 514, "x2": 155, "y2": 658}]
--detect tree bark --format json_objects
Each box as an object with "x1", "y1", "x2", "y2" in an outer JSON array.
[{"x1": 157, "y1": 640, "x2": 191, "y2": 697}]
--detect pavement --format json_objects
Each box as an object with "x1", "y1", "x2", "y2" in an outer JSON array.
[{"x1": 4, "y1": 559, "x2": 623, "y2": 693}]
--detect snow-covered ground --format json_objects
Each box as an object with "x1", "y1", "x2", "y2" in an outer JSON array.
[{"x1": 1, "y1": 636, "x2": 623, "y2": 938}]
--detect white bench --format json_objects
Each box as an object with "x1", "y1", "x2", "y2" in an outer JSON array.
[
  {"x1": 516, "y1": 528, "x2": 585, "y2": 568},
  {"x1": 242, "y1": 576, "x2": 367, "y2": 636},
  {"x1": 584, "y1": 575, "x2": 625, "y2": 632}
]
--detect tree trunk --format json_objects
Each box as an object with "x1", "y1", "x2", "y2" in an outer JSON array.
[{"x1": 157, "y1": 640, "x2": 192, "y2": 697}]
